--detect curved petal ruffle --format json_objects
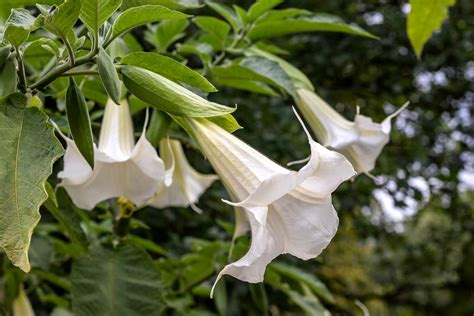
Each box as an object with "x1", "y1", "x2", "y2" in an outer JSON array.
[
  {"x1": 61, "y1": 134, "x2": 165, "y2": 210},
  {"x1": 149, "y1": 139, "x2": 218, "y2": 212}
]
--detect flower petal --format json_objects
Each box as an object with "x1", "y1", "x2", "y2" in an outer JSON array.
[
  {"x1": 62, "y1": 133, "x2": 165, "y2": 210},
  {"x1": 150, "y1": 139, "x2": 218, "y2": 210}
]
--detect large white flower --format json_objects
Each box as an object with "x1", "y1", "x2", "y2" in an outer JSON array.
[
  {"x1": 296, "y1": 89, "x2": 408, "y2": 174},
  {"x1": 149, "y1": 139, "x2": 218, "y2": 213},
  {"x1": 186, "y1": 109, "x2": 355, "y2": 295},
  {"x1": 58, "y1": 99, "x2": 165, "y2": 210}
]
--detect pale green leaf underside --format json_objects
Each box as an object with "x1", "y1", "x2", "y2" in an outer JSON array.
[
  {"x1": 121, "y1": 52, "x2": 217, "y2": 92},
  {"x1": 3, "y1": 9, "x2": 36, "y2": 48},
  {"x1": 80, "y1": 0, "x2": 121, "y2": 32},
  {"x1": 0, "y1": 93, "x2": 64, "y2": 272},
  {"x1": 39, "y1": 0, "x2": 81, "y2": 40},
  {"x1": 407, "y1": 0, "x2": 456, "y2": 58},
  {"x1": 71, "y1": 244, "x2": 163, "y2": 316}
]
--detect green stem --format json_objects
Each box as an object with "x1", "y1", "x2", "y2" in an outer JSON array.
[
  {"x1": 15, "y1": 48, "x2": 27, "y2": 92},
  {"x1": 61, "y1": 70, "x2": 99, "y2": 77},
  {"x1": 64, "y1": 37, "x2": 76, "y2": 66},
  {"x1": 30, "y1": 49, "x2": 98, "y2": 90}
]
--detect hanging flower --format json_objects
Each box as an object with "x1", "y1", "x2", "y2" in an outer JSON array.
[
  {"x1": 58, "y1": 99, "x2": 165, "y2": 210},
  {"x1": 295, "y1": 89, "x2": 408, "y2": 174},
  {"x1": 149, "y1": 139, "x2": 218, "y2": 213},
  {"x1": 186, "y1": 109, "x2": 355, "y2": 295}
]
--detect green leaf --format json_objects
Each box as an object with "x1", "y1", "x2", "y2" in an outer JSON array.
[
  {"x1": 206, "y1": 114, "x2": 242, "y2": 133},
  {"x1": 193, "y1": 16, "x2": 230, "y2": 43},
  {"x1": 247, "y1": 0, "x2": 282, "y2": 22},
  {"x1": 43, "y1": 187, "x2": 88, "y2": 250},
  {"x1": 239, "y1": 56, "x2": 296, "y2": 97},
  {"x1": 153, "y1": 19, "x2": 189, "y2": 52},
  {"x1": 3, "y1": 9, "x2": 37, "y2": 48},
  {"x1": 98, "y1": 47, "x2": 121, "y2": 104},
  {"x1": 111, "y1": 5, "x2": 190, "y2": 41},
  {"x1": 211, "y1": 76, "x2": 278, "y2": 96},
  {"x1": 233, "y1": 5, "x2": 248, "y2": 28},
  {"x1": 0, "y1": 93, "x2": 64, "y2": 272},
  {"x1": 206, "y1": 1, "x2": 239, "y2": 31},
  {"x1": 37, "y1": 0, "x2": 81, "y2": 40},
  {"x1": 121, "y1": 52, "x2": 217, "y2": 92},
  {"x1": 65, "y1": 78, "x2": 95, "y2": 169},
  {"x1": 121, "y1": 65, "x2": 235, "y2": 117},
  {"x1": 146, "y1": 109, "x2": 172, "y2": 147},
  {"x1": 71, "y1": 244, "x2": 164, "y2": 316},
  {"x1": 24, "y1": 38, "x2": 60, "y2": 58},
  {"x1": 269, "y1": 262, "x2": 335, "y2": 304},
  {"x1": 0, "y1": 56, "x2": 18, "y2": 97},
  {"x1": 79, "y1": 0, "x2": 121, "y2": 32},
  {"x1": 258, "y1": 8, "x2": 312, "y2": 22},
  {"x1": 121, "y1": 0, "x2": 201, "y2": 10},
  {"x1": 248, "y1": 14, "x2": 379, "y2": 41},
  {"x1": 407, "y1": 0, "x2": 456, "y2": 58},
  {"x1": 246, "y1": 46, "x2": 314, "y2": 90},
  {"x1": 211, "y1": 58, "x2": 295, "y2": 97}
]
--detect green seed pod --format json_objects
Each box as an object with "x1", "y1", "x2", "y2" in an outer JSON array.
[{"x1": 65, "y1": 77, "x2": 95, "y2": 169}]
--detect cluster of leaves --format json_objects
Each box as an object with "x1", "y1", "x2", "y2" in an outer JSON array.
[{"x1": 0, "y1": 0, "x2": 468, "y2": 315}]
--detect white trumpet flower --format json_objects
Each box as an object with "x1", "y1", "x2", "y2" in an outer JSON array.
[
  {"x1": 296, "y1": 89, "x2": 408, "y2": 174},
  {"x1": 149, "y1": 139, "x2": 218, "y2": 213},
  {"x1": 187, "y1": 109, "x2": 356, "y2": 295},
  {"x1": 58, "y1": 99, "x2": 165, "y2": 210}
]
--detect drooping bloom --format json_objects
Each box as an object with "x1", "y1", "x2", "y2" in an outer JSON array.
[
  {"x1": 149, "y1": 139, "x2": 218, "y2": 213},
  {"x1": 58, "y1": 99, "x2": 165, "y2": 210},
  {"x1": 186, "y1": 109, "x2": 356, "y2": 294},
  {"x1": 296, "y1": 89, "x2": 408, "y2": 174}
]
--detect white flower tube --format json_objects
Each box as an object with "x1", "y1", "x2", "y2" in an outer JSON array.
[
  {"x1": 187, "y1": 109, "x2": 355, "y2": 295},
  {"x1": 149, "y1": 139, "x2": 218, "y2": 213},
  {"x1": 296, "y1": 89, "x2": 408, "y2": 174},
  {"x1": 58, "y1": 99, "x2": 165, "y2": 210}
]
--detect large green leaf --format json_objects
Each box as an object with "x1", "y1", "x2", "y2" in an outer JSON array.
[
  {"x1": 37, "y1": 0, "x2": 81, "y2": 40},
  {"x1": 246, "y1": 46, "x2": 314, "y2": 91},
  {"x1": 3, "y1": 9, "x2": 37, "y2": 48},
  {"x1": 121, "y1": 52, "x2": 216, "y2": 92},
  {"x1": 121, "y1": 65, "x2": 235, "y2": 117},
  {"x1": 211, "y1": 56, "x2": 296, "y2": 97},
  {"x1": 111, "y1": 5, "x2": 190, "y2": 41},
  {"x1": 0, "y1": 55, "x2": 18, "y2": 97},
  {"x1": 121, "y1": 0, "x2": 201, "y2": 10},
  {"x1": 71, "y1": 244, "x2": 164, "y2": 316},
  {"x1": 79, "y1": 0, "x2": 121, "y2": 32},
  {"x1": 407, "y1": 0, "x2": 456, "y2": 58},
  {"x1": 0, "y1": 93, "x2": 64, "y2": 272},
  {"x1": 248, "y1": 14, "x2": 378, "y2": 40}
]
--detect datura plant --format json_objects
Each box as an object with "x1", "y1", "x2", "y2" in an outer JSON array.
[{"x1": 0, "y1": 0, "x2": 408, "y2": 314}]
